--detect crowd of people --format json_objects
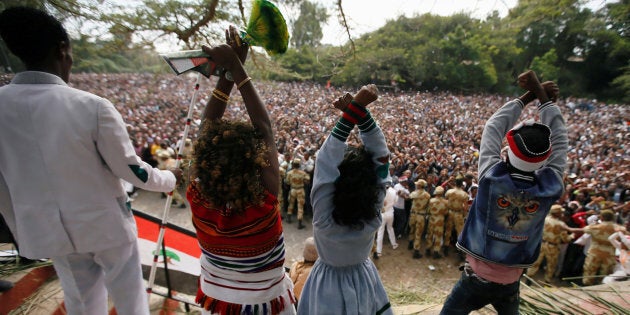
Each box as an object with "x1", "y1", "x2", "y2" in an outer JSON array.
[
  {"x1": 2, "y1": 69, "x2": 628, "y2": 282},
  {"x1": 1, "y1": 6, "x2": 629, "y2": 314}
]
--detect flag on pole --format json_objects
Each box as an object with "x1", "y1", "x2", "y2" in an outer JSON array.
[
  {"x1": 160, "y1": 0, "x2": 289, "y2": 78},
  {"x1": 134, "y1": 210, "x2": 200, "y2": 296},
  {"x1": 160, "y1": 50, "x2": 221, "y2": 78}
]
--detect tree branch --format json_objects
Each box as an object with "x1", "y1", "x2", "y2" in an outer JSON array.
[{"x1": 336, "y1": 0, "x2": 356, "y2": 56}]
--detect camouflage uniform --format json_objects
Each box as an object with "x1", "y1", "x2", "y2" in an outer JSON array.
[
  {"x1": 278, "y1": 166, "x2": 287, "y2": 215},
  {"x1": 408, "y1": 181, "x2": 431, "y2": 255},
  {"x1": 426, "y1": 186, "x2": 448, "y2": 258},
  {"x1": 158, "y1": 153, "x2": 186, "y2": 207},
  {"x1": 286, "y1": 159, "x2": 310, "y2": 227},
  {"x1": 526, "y1": 206, "x2": 573, "y2": 282},
  {"x1": 582, "y1": 220, "x2": 626, "y2": 285},
  {"x1": 444, "y1": 186, "x2": 469, "y2": 248},
  {"x1": 180, "y1": 138, "x2": 194, "y2": 188}
]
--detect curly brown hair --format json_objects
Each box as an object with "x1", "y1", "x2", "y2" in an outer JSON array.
[{"x1": 192, "y1": 119, "x2": 269, "y2": 213}]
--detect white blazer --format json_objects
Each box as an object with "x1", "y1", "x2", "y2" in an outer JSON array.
[{"x1": 0, "y1": 71, "x2": 176, "y2": 258}]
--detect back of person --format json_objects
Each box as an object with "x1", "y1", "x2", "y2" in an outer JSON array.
[
  {"x1": 298, "y1": 85, "x2": 393, "y2": 315},
  {"x1": 0, "y1": 7, "x2": 178, "y2": 315},
  {"x1": 0, "y1": 63, "x2": 151, "y2": 258}
]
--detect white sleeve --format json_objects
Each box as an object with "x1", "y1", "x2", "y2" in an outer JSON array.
[{"x1": 96, "y1": 100, "x2": 176, "y2": 192}]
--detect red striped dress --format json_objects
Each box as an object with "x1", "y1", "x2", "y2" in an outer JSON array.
[{"x1": 187, "y1": 182, "x2": 296, "y2": 315}]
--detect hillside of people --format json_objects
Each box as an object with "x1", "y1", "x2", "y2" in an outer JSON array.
[{"x1": 1, "y1": 71, "x2": 629, "y2": 311}]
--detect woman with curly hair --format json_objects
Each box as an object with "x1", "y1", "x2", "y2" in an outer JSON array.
[
  {"x1": 186, "y1": 26, "x2": 295, "y2": 314},
  {"x1": 297, "y1": 85, "x2": 394, "y2": 314}
]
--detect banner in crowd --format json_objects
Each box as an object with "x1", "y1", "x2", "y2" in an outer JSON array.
[{"x1": 134, "y1": 210, "x2": 200, "y2": 296}]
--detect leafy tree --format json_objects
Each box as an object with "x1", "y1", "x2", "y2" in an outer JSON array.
[
  {"x1": 530, "y1": 49, "x2": 559, "y2": 83},
  {"x1": 291, "y1": 0, "x2": 329, "y2": 48},
  {"x1": 103, "y1": 0, "x2": 234, "y2": 51},
  {"x1": 333, "y1": 14, "x2": 500, "y2": 92},
  {"x1": 0, "y1": 0, "x2": 628, "y2": 102},
  {"x1": 612, "y1": 62, "x2": 630, "y2": 102},
  {"x1": 474, "y1": 11, "x2": 521, "y2": 93},
  {"x1": 581, "y1": 0, "x2": 630, "y2": 100}
]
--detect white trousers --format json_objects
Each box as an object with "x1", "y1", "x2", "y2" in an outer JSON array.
[
  {"x1": 376, "y1": 210, "x2": 396, "y2": 254},
  {"x1": 51, "y1": 240, "x2": 149, "y2": 315}
]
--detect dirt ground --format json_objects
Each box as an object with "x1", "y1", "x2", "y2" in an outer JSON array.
[
  {"x1": 371, "y1": 237, "x2": 464, "y2": 307},
  {"x1": 134, "y1": 188, "x2": 464, "y2": 306},
  {"x1": 132, "y1": 189, "x2": 568, "y2": 309}
]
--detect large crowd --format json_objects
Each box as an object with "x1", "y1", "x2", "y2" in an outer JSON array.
[
  {"x1": 4, "y1": 6, "x2": 628, "y2": 313},
  {"x1": 2, "y1": 72, "x2": 628, "y2": 285},
  {"x1": 3, "y1": 71, "x2": 628, "y2": 215},
  {"x1": 44, "y1": 73, "x2": 627, "y2": 207}
]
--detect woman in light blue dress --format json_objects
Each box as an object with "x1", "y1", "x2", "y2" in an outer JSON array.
[{"x1": 297, "y1": 85, "x2": 393, "y2": 315}]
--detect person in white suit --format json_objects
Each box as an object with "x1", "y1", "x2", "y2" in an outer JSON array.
[
  {"x1": 375, "y1": 183, "x2": 399, "y2": 258},
  {"x1": 0, "y1": 7, "x2": 182, "y2": 315}
]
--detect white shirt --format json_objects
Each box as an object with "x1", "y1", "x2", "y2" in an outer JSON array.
[
  {"x1": 0, "y1": 71, "x2": 176, "y2": 258},
  {"x1": 393, "y1": 183, "x2": 409, "y2": 209},
  {"x1": 382, "y1": 186, "x2": 397, "y2": 213}
]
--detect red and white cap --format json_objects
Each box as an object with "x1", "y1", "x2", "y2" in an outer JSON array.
[{"x1": 506, "y1": 120, "x2": 552, "y2": 172}]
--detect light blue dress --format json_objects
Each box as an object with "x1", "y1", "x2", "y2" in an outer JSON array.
[{"x1": 297, "y1": 125, "x2": 393, "y2": 315}]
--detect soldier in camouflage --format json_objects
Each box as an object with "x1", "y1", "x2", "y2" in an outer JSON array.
[
  {"x1": 579, "y1": 209, "x2": 627, "y2": 285},
  {"x1": 426, "y1": 186, "x2": 448, "y2": 259},
  {"x1": 157, "y1": 151, "x2": 186, "y2": 208},
  {"x1": 526, "y1": 204, "x2": 574, "y2": 283},
  {"x1": 286, "y1": 158, "x2": 310, "y2": 229},
  {"x1": 443, "y1": 178, "x2": 470, "y2": 257},
  {"x1": 279, "y1": 165, "x2": 287, "y2": 218},
  {"x1": 408, "y1": 179, "x2": 431, "y2": 259}
]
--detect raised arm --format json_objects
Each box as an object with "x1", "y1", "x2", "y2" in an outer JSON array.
[
  {"x1": 202, "y1": 26, "x2": 248, "y2": 121},
  {"x1": 200, "y1": 29, "x2": 279, "y2": 195},
  {"x1": 332, "y1": 84, "x2": 390, "y2": 181},
  {"x1": 519, "y1": 71, "x2": 567, "y2": 179}
]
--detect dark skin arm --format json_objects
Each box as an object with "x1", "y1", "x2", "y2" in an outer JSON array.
[
  {"x1": 200, "y1": 28, "x2": 279, "y2": 196},
  {"x1": 518, "y1": 70, "x2": 552, "y2": 104},
  {"x1": 517, "y1": 78, "x2": 559, "y2": 105},
  {"x1": 332, "y1": 84, "x2": 379, "y2": 111},
  {"x1": 202, "y1": 26, "x2": 248, "y2": 121}
]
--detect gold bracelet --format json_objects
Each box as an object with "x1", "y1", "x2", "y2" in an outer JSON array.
[
  {"x1": 211, "y1": 91, "x2": 228, "y2": 103},
  {"x1": 213, "y1": 89, "x2": 230, "y2": 100},
  {"x1": 237, "y1": 76, "x2": 252, "y2": 89}
]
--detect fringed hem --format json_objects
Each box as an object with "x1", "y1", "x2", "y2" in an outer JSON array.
[{"x1": 196, "y1": 288, "x2": 296, "y2": 315}]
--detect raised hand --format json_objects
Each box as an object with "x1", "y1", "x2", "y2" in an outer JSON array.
[
  {"x1": 517, "y1": 70, "x2": 549, "y2": 104},
  {"x1": 542, "y1": 81, "x2": 559, "y2": 102},
  {"x1": 517, "y1": 70, "x2": 542, "y2": 92},
  {"x1": 201, "y1": 44, "x2": 242, "y2": 74},
  {"x1": 332, "y1": 93, "x2": 353, "y2": 111},
  {"x1": 353, "y1": 84, "x2": 379, "y2": 107},
  {"x1": 226, "y1": 25, "x2": 248, "y2": 64}
]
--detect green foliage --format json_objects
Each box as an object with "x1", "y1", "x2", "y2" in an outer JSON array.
[
  {"x1": 580, "y1": 0, "x2": 630, "y2": 101},
  {"x1": 0, "y1": 0, "x2": 628, "y2": 102},
  {"x1": 70, "y1": 35, "x2": 168, "y2": 74},
  {"x1": 104, "y1": 0, "x2": 235, "y2": 50},
  {"x1": 531, "y1": 49, "x2": 559, "y2": 83},
  {"x1": 271, "y1": 45, "x2": 343, "y2": 82},
  {"x1": 291, "y1": 0, "x2": 329, "y2": 48},
  {"x1": 612, "y1": 62, "x2": 630, "y2": 103},
  {"x1": 331, "y1": 14, "x2": 501, "y2": 92}
]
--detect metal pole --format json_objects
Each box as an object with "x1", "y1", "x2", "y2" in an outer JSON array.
[{"x1": 147, "y1": 72, "x2": 202, "y2": 296}]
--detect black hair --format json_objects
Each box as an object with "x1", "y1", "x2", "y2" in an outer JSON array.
[
  {"x1": 455, "y1": 178, "x2": 464, "y2": 187},
  {"x1": 0, "y1": 6, "x2": 69, "y2": 66},
  {"x1": 332, "y1": 146, "x2": 379, "y2": 229}
]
